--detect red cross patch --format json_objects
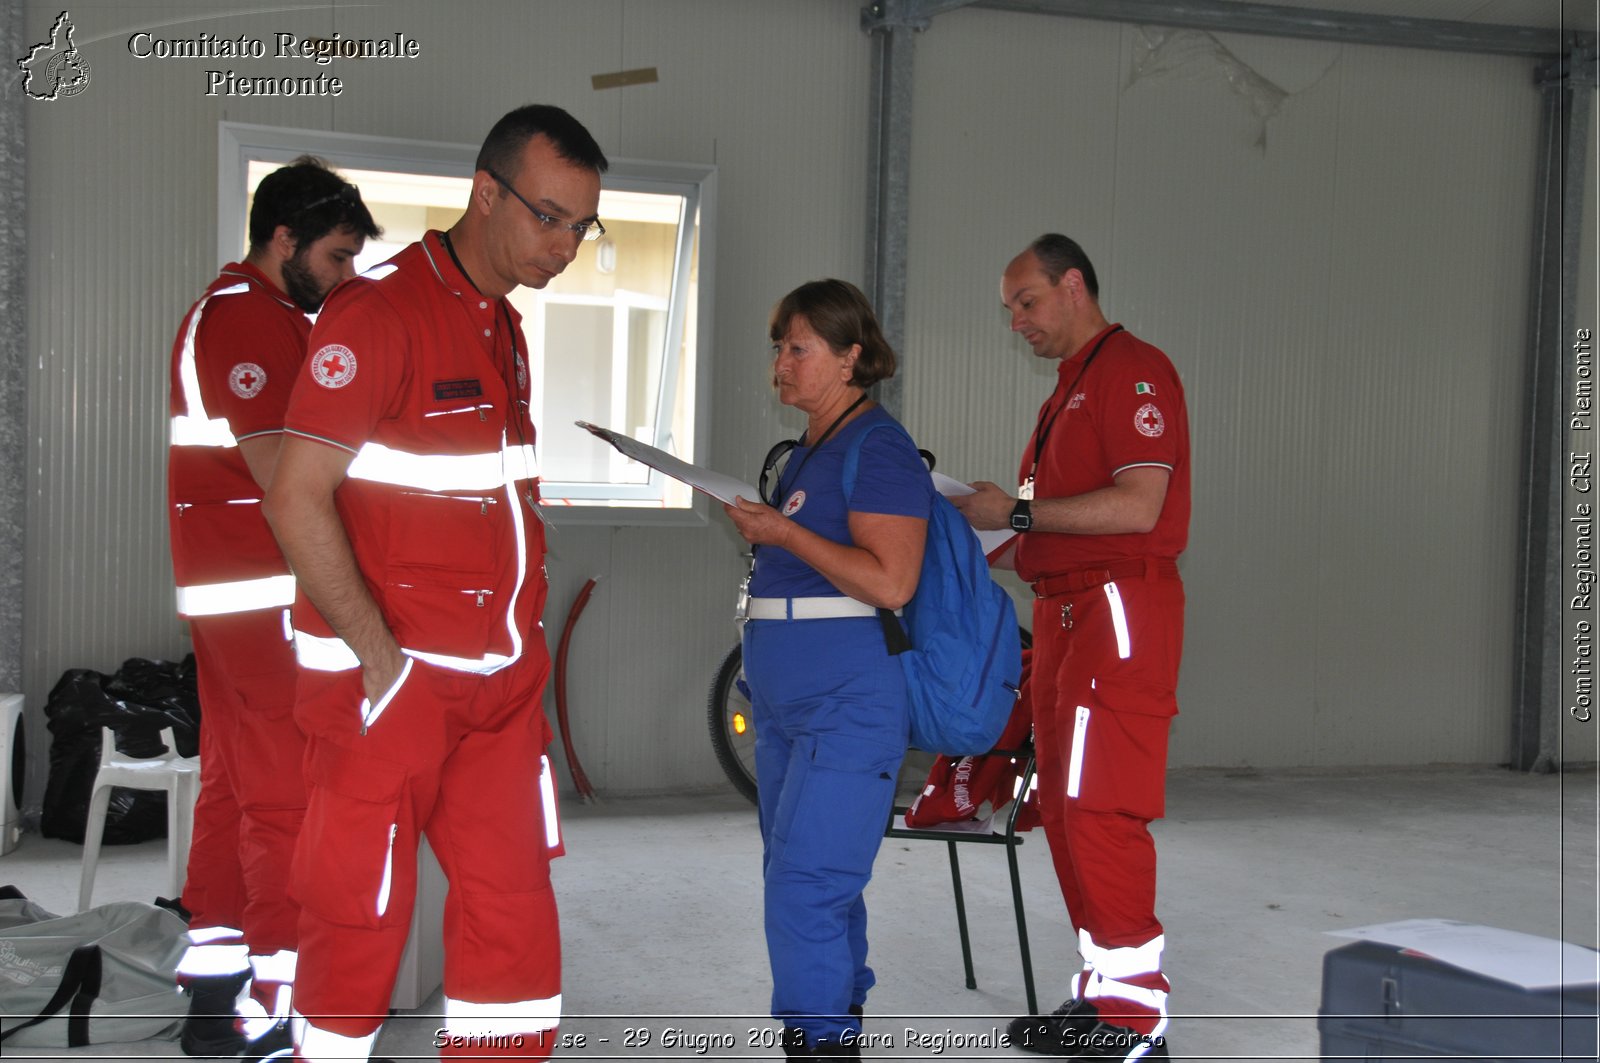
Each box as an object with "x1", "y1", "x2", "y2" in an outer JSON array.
[
  {"x1": 1135, "y1": 402, "x2": 1165, "y2": 438},
  {"x1": 228, "y1": 362, "x2": 266, "y2": 399},
  {"x1": 310, "y1": 344, "x2": 358, "y2": 389}
]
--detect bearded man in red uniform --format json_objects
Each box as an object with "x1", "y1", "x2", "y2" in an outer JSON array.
[
  {"x1": 953, "y1": 234, "x2": 1189, "y2": 1062},
  {"x1": 166, "y1": 157, "x2": 378, "y2": 1058},
  {"x1": 263, "y1": 104, "x2": 606, "y2": 1063}
]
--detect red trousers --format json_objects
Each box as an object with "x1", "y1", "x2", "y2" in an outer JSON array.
[
  {"x1": 289, "y1": 649, "x2": 561, "y2": 1061},
  {"x1": 1030, "y1": 568, "x2": 1184, "y2": 1037},
  {"x1": 184, "y1": 609, "x2": 306, "y2": 955}
]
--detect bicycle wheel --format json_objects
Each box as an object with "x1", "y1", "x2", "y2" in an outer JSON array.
[{"x1": 708, "y1": 643, "x2": 759, "y2": 804}]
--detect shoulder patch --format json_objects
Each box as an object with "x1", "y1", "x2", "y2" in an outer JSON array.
[
  {"x1": 1135, "y1": 403, "x2": 1165, "y2": 438},
  {"x1": 310, "y1": 344, "x2": 358, "y2": 389},
  {"x1": 228, "y1": 362, "x2": 266, "y2": 399}
]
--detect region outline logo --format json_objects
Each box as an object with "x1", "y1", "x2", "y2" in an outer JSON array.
[{"x1": 17, "y1": 11, "x2": 91, "y2": 101}]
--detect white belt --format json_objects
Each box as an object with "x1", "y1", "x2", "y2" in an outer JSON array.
[{"x1": 745, "y1": 596, "x2": 900, "y2": 621}]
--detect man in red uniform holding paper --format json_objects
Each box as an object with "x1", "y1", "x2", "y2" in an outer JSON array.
[
  {"x1": 263, "y1": 104, "x2": 606, "y2": 1062},
  {"x1": 166, "y1": 157, "x2": 378, "y2": 1057},
  {"x1": 953, "y1": 234, "x2": 1189, "y2": 1061}
]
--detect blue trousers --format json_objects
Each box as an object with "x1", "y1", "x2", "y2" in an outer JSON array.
[{"x1": 743, "y1": 616, "x2": 910, "y2": 1045}]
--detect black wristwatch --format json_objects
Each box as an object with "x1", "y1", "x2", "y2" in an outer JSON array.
[{"x1": 1010, "y1": 498, "x2": 1033, "y2": 533}]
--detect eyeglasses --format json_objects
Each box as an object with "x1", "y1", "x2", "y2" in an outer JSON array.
[
  {"x1": 485, "y1": 168, "x2": 605, "y2": 242},
  {"x1": 296, "y1": 183, "x2": 360, "y2": 215}
]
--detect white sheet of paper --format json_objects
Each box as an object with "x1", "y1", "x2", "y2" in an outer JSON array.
[
  {"x1": 933, "y1": 472, "x2": 1017, "y2": 559},
  {"x1": 577, "y1": 422, "x2": 760, "y2": 506},
  {"x1": 1326, "y1": 918, "x2": 1600, "y2": 990}
]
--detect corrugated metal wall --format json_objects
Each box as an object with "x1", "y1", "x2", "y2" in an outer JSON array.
[
  {"x1": 16, "y1": 0, "x2": 1579, "y2": 808},
  {"x1": 903, "y1": 9, "x2": 1541, "y2": 767}
]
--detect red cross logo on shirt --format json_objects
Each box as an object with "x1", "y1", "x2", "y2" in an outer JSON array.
[
  {"x1": 1135, "y1": 402, "x2": 1165, "y2": 438},
  {"x1": 228, "y1": 361, "x2": 266, "y2": 399},
  {"x1": 310, "y1": 344, "x2": 358, "y2": 389}
]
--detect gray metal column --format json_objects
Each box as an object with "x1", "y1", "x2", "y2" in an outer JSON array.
[
  {"x1": 0, "y1": 0, "x2": 27, "y2": 700},
  {"x1": 862, "y1": 0, "x2": 973, "y2": 414},
  {"x1": 1514, "y1": 47, "x2": 1597, "y2": 773}
]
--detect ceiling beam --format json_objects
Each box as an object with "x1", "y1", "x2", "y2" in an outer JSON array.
[{"x1": 969, "y1": 0, "x2": 1596, "y2": 58}]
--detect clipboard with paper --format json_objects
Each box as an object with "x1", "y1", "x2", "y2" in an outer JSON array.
[{"x1": 577, "y1": 421, "x2": 760, "y2": 506}]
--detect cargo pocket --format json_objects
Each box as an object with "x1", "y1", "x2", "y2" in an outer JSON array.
[
  {"x1": 291, "y1": 741, "x2": 411, "y2": 930},
  {"x1": 769, "y1": 733, "x2": 904, "y2": 877}
]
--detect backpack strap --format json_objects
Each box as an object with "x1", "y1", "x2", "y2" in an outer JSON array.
[
  {"x1": 0, "y1": 942, "x2": 103, "y2": 1047},
  {"x1": 840, "y1": 420, "x2": 924, "y2": 657}
]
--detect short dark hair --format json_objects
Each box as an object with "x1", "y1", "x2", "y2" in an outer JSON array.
[
  {"x1": 769, "y1": 279, "x2": 896, "y2": 388},
  {"x1": 248, "y1": 155, "x2": 380, "y2": 252},
  {"x1": 1030, "y1": 233, "x2": 1099, "y2": 299},
  {"x1": 476, "y1": 104, "x2": 609, "y2": 181}
]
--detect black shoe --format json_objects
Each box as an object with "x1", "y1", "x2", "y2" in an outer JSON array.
[
  {"x1": 177, "y1": 972, "x2": 248, "y2": 1057},
  {"x1": 1007, "y1": 997, "x2": 1098, "y2": 1055},
  {"x1": 1059, "y1": 1020, "x2": 1169, "y2": 1061},
  {"x1": 240, "y1": 1019, "x2": 294, "y2": 1062}
]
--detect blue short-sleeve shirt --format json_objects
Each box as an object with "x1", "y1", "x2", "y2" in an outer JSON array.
[{"x1": 749, "y1": 405, "x2": 935, "y2": 599}]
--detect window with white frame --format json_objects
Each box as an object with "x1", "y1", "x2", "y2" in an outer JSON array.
[{"x1": 221, "y1": 123, "x2": 714, "y2": 523}]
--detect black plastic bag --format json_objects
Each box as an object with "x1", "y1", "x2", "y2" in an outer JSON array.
[{"x1": 41, "y1": 657, "x2": 202, "y2": 845}]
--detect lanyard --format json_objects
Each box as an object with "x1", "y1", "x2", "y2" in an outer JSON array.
[
  {"x1": 1022, "y1": 325, "x2": 1123, "y2": 497},
  {"x1": 759, "y1": 392, "x2": 871, "y2": 507}
]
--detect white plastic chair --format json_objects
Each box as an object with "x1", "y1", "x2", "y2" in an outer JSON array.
[{"x1": 78, "y1": 726, "x2": 200, "y2": 912}]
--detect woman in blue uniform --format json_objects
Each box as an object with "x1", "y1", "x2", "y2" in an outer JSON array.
[{"x1": 724, "y1": 279, "x2": 935, "y2": 1058}]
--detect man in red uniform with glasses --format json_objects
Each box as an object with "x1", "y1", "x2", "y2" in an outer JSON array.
[
  {"x1": 166, "y1": 157, "x2": 378, "y2": 1059},
  {"x1": 953, "y1": 233, "x2": 1189, "y2": 1062},
  {"x1": 264, "y1": 104, "x2": 606, "y2": 1062}
]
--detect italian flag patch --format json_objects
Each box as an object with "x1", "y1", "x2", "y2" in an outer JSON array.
[{"x1": 1135, "y1": 382, "x2": 1155, "y2": 395}]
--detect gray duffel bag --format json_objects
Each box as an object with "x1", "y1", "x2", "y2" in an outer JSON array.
[{"x1": 0, "y1": 886, "x2": 186, "y2": 1047}]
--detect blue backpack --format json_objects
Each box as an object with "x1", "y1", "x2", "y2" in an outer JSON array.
[{"x1": 844, "y1": 423, "x2": 1023, "y2": 755}]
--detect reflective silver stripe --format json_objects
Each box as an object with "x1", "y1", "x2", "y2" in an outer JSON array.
[
  {"x1": 294, "y1": 630, "x2": 360, "y2": 672},
  {"x1": 360, "y1": 657, "x2": 413, "y2": 731},
  {"x1": 347, "y1": 441, "x2": 507, "y2": 492},
  {"x1": 1080, "y1": 930, "x2": 1165, "y2": 980},
  {"x1": 173, "y1": 282, "x2": 250, "y2": 449},
  {"x1": 540, "y1": 754, "x2": 561, "y2": 850},
  {"x1": 1104, "y1": 581, "x2": 1132, "y2": 659},
  {"x1": 186, "y1": 925, "x2": 244, "y2": 946},
  {"x1": 291, "y1": 1014, "x2": 377, "y2": 1062},
  {"x1": 294, "y1": 629, "x2": 518, "y2": 677},
  {"x1": 171, "y1": 412, "x2": 239, "y2": 448},
  {"x1": 176, "y1": 575, "x2": 297, "y2": 616},
  {"x1": 1067, "y1": 706, "x2": 1090, "y2": 799},
  {"x1": 1082, "y1": 972, "x2": 1169, "y2": 1018},
  {"x1": 442, "y1": 993, "x2": 562, "y2": 1036},
  {"x1": 506, "y1": 441, "x2": 538, "y2": 481},
  {"x1": 175, "y1": 941, "x2": 250, "y2": 978},
  {"x1": 489, "y1": 428, "x2": 528, "y2": 668},
  {"x1": 376, "y1": 824, "x2": 397, "y2": 918},
  {"x1": 294, "y1": 429, "x2": 535, "y2": 676}
]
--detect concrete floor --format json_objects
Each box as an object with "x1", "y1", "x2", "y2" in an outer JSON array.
[{"x1": 0, "y1": 765, "x2": 1595, "y2": 1061}]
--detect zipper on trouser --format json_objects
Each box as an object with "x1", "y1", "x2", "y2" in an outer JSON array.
[
  {"x1": 1067, "y1": 706, "x2": 1091, "y2": 799},
  {"x1": 359, "y1": 657, "x2": 414, "y2": 734},
  {"x1": 540, "y1": 755, "x2": 561, "y2": 851},
  {"x1": 1104, "y1": 582, "x2": 1132, "y2": 660},
  {"x1": 376, "y1": 823, "x2": 397, "y2": 919}
]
